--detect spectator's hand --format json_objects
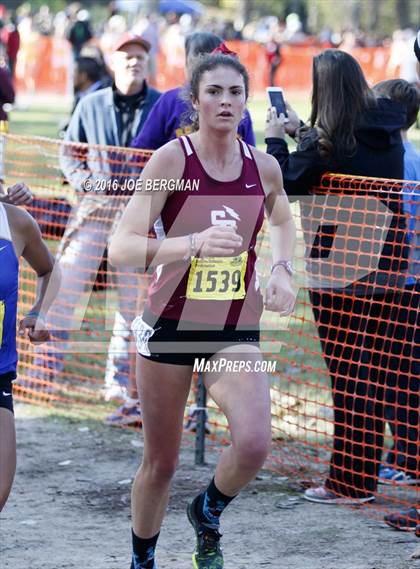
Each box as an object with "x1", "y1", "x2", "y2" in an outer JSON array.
[
  {"x1": 284, "y1": 101, "x2": 301, "y2": 137},
  {"x1": 265, "y1": 106, "x2": 286, "y2": 139},
  {"x1": 18, "y1": 314, "x2": 50, "y2": 344},
  {"x1": 6, "y1": 183, "x2": 33, "y2": 206},
  {"x1": 265, "y1": 272, "x2": 296, "y2": 315},
  {"x1": 265, "y1": 103, "x2": 301, "y2": 140}
]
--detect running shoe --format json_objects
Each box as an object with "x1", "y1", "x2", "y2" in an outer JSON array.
[
  {"x1": 130, "y1": 555, "x2": 157, "y2": 569},
  {"x1": 415, "y1": 525, "x2": 420, "y2": 538},
  {"x1": 412, "y1": 544, "x2": 420, "y2": 560},
  {"x1": 303, "y1": 485, "x2": 375, "y2": 505},
  {"x1": 384, "y1": 506, "x2": 420, "y2": 531},
  {"x1": 187, "y1": 496, "x2": 224, "y2": 569},
  {"x1": 102, "y1": 383, "x2": 127, "y2": 402},
  {"x1": 105, "y1": 401, "x2": 142, "y2": 427},
  {"x1": 378, "y1": 465, "x2": 420, "y2": 485}
]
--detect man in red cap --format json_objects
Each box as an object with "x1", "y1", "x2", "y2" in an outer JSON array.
[{"x1": 37, "y1": 35, "x2": 161, "y2": 423}]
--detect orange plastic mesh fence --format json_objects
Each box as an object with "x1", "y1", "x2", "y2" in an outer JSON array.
[{"x1": 2, "y1": 134, "x2": 419, "y2": 521}]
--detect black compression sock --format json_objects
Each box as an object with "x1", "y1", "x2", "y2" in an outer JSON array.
[
  {"x1": 196, "y1": 477, "x2": 237, "y2": 526},
  {"x1": 131, "y1": 530, "x2": 159, "y2": 569}
]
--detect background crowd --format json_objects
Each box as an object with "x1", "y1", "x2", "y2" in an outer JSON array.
[{"x1": 0, "y1": 0, "x2": 419, "y2": 94}]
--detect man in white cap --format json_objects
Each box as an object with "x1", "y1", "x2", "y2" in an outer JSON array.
[{"x1": 36, "y1": 35, "x2": 160, "y2": 423}]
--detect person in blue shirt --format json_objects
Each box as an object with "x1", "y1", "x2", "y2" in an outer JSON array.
[
  {"x1": 372, "y1": 78, "x2": 420, "y2": 532},
  {"x1": 131, "y1": 31, "x2": 256, "y2": 150},
  {"x1": 0, "y1": 200, "x2": 58, "y2": 511}
]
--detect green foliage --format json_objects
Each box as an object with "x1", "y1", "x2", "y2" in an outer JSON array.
[
  {"x1": 215, "y1": 0, "x2": 419, "y2": 35},
  {"x1": 306, "y1": 0, "x2": 419, "y2": 36},
  {"x1": 219, "y1": 0, "x2": 289, "y2": 18},
  {"x1": 3, "y1": 0, "x2": 66, "y2": 13}
]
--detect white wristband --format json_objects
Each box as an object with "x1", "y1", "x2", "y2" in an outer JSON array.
[{"x1": 183, "y1": 233, "x2": 198, "y2": 260}]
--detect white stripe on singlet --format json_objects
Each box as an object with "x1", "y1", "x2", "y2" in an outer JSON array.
[
  {"x1": 180, "y1": 136, "x2": 193, "y2": 156},
  {"x1": 240, "y1": 139, "x2": 252, "y2": 159},
  {"x1": 153, "y1": 216, "x2": 165, "y2": 283},
  {"x1": 0, "y1": 202, "x2": 12, "y2": 241}
]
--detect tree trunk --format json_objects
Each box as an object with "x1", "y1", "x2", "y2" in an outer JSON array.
[
  {"x1": 307, "y1": 1, "x2": 319, "y2": 33},
  {"x1": 367, "y1": 0, "x2": 380, "y2": 32},
  {"x1": 351, "y1": 0, "x2": 362, "y2": 28},
  {"x1": 396, "y1": 0, "x2": 410, "y2": 28},
  {"x1": 236, "y1": 0, "x2": 253, "y2": 25},
  {"x1": 144, "y1": 0, "x2": 159, "y2": 13}
]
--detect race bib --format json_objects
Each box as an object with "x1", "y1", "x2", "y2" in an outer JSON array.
[
  {"x1": 0, "y1": 300, "x2": 4, "y2": 347},
  {"x1": 186, "y1": 252, "x2": 248, "y2": 300}
]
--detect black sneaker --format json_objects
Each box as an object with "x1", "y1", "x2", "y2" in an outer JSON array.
[
  {"x1": 130, "y1": 553, "x2": 157, "y2": 569},
  {"x1": 384, "y1": 506, "x2": 420, "y2": 531},
  {"x1": 187, "y1": 496, "x2": 224, "y2": 569}
]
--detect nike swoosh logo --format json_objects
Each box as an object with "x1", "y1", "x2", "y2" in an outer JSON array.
[
  {"x1": 2, "y1": 392, "x2": 11, "y2": 396},
  {"x1": 0, "y1": 245, "x2": 7, "y2": 252},
  {"x1": 245, "y1": 183, "x2": 256, "y2": 189}
]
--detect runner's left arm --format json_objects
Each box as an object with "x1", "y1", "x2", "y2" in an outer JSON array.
[{"x1": 255, "y1": 150, "x2": 296, "y2": 314}]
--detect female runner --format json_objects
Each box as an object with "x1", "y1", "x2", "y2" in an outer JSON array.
[{"x1": 110, "y1": 53, "x2": 296, "y2": 569}]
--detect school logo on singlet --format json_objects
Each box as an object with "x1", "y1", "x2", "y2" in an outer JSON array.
[{"x1": 211, "y1": 205, "x2": 241, "y2": 227}]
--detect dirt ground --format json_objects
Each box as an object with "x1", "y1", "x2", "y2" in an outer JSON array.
[{"x1": 1, "y1": 403, "x2": 419, "y2": 569}]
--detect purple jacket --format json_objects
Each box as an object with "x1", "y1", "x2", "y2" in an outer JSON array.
[
  {"x1": 0, "y1": 67, "x2": 15, "y2": 121},
  {"x1": 131, "y1": 86, "x2": 256, "y2": 149}
]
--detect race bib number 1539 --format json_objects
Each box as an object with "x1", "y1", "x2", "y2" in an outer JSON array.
[{"x1": 186, "y1": 252, "x2": 247, "y2": 300}]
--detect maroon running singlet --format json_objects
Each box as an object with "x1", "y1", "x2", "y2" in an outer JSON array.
[{"x1": 147, "y1": 135, "x2": 266, "y2": 327}]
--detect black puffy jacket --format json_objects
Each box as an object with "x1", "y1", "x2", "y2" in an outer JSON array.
[{"x1": 266, "y1": 98, "x2": 409, "y2": 293}]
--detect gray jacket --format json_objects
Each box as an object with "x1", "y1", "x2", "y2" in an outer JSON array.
[{"x1": 60, "y1": 84, "x2": 160, "y2": 193}]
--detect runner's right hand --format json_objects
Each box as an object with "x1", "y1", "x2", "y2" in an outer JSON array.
[
  {"x1": 18, "y1": 315, "x2": 50, "y2": 344},
  {"x1": 196, "y1": 225, "x2": 243, "y2": 257},
  {"x1": 6, "y1": 183, "x2": 34, "y2": 206}
]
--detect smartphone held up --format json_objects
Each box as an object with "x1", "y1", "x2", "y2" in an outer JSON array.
[{"x1": 267, "y1": 87, "x2": 289, "y2": 122}]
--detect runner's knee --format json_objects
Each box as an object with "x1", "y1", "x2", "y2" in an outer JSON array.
[
  {"x1": 141, "y1": 454, "x2": 178, "y2": 485},
  {"x1": 234, "y1": 433, "x2": 271, "y2": 471}
]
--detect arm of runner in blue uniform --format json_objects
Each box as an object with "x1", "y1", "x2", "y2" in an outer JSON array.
[{"x1": 9, "y1": 207, "x2": 60, "y2": 343}]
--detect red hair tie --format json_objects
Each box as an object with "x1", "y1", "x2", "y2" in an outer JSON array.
[{"x1": 211, "y1": 42, "x2": 238, "y2": 58}]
